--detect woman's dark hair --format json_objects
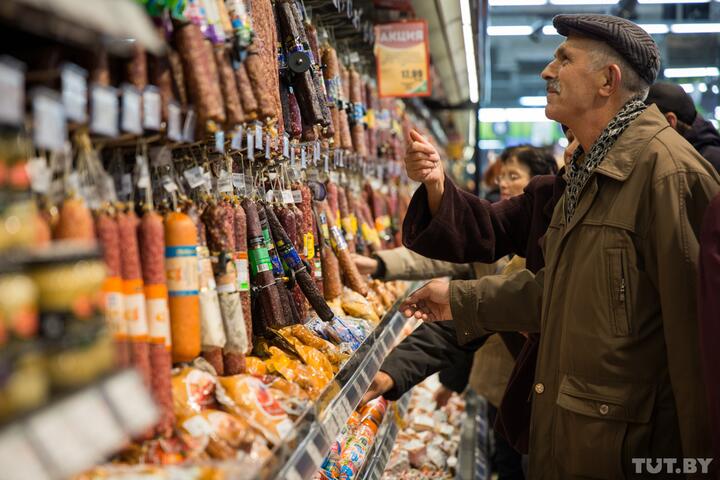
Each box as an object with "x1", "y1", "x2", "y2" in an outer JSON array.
[{"x1": 500, "y1": 144, "x2": 558, "y2": 176}]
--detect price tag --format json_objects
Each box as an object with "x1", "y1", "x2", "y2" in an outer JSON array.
[
  {"x1": 119, "y1": 173, "x2": 133, "y2": 198},
  {"x1": 32, "y1": 89, "x2": 66, "y2": 152},
  {"x1": 290, "y1": 144, "x2": 296, "y2": 167},
  {"x1": 283, "y1": 133, "x2": 290, "y2": 158},
  {"x1": 182, "y1": 108, "x2": 196, "y2": 142},
  {"x1": 136, "y1": 155, "x2": 150, "y2": 189},
  {"x1": 314, "y1": 140, "x2": 321, "y2": 163},
  {"x1": 142, "y1": 86, "x2": 161, "y2": 130},
  {"x1": 292, "y1": 190, "x2": 302, "y2": 203},
  {"x1": 121, "y1": 85, "x2": 142, "y2": 135},
  {"x1": 61, "y1": 63, "x2": 87, "y2": 123},
  {"x1": 265, "y1": 134, "x2": 271, "y2": 159},
  {"x1": 301, "y1": 145, "x2": 307, "y2": 169},
  {"x1": 265, "y1": 190, "x2": 274, "y2": 202},
  {"x1": 281, "y1": 189, "x2": 294, "y2": 204},
  {"x1": 247, "y1": 131, "x2": 255, "y2": 159},
  {"x1": 162, "y1": 175, "x2": 178, "y2": 192},
  {"x1": 27, "y1": 157, "x2": 51, "y2": 193},
  {"x1": 215, "y1": 130, "x2": 225, "y2": 153},
  {"x1": 255, "y1": 122, "x2": 263, "y2": 149},
  {"x1": 90, "y1": 85, "x2": 119, "y2": 137},
  {"x1": 167, "y1": 101, "x2": 182, "y2": 141},
  {"x1": 349, "y1": 51, "x2": 360, "y2": 63},
  {"x1": 203, "y1": 170, "x2": 212, "y2": 190},
  {"x1": 0, "y1": 56, "x2": 24, "y2": 127},
  {"x1": 231, "y1": 125, "x2": 243, "y2": 149},
  {"x1": 323, "y1": 154, "x2": 329, "y2": 172},
  {"x1": 217, "y1": 170, "x2": 233, "y2": 192},
  {"x1": 232, "y1": 173, "x2": 246, "y2": 190},
  {"x1": 101, "y1": 371, "x2": 159, "y2": 437},
  {"x1": 0, "y1": 428, "x2": 51, "y2": 480},
  {"x1": 183, "y1": 166, "x2": 206, "y2": 189}
]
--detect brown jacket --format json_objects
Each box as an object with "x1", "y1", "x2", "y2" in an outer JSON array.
[
  {"x1": 375, "y1": 246, "x2": 495, "y2": 281},
  {"x1": 448, "y1": 106, "x2": 719, "y2": 478}
]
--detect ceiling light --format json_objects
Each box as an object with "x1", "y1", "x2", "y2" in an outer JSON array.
[
  {"x1": 639, "y1": 24, "x2": 670, "y2": 34},
  {"x1": 664, "y1": 67, "x2": 720, "y2": 78},
  {"x1": 558, "y1": 137, "x2": 569, "y2": 148},
  {"x1": 680, "y1": 83, "x2": 695, "y2": 93},
  {"x1": 487, "y1": 25, "x2": 534, "y2": 36},
  {"x1": 460, "y1": 0, "x2": 471, "y2": 26},
  {"x1": 670, "y1": 23, "x2": 720, "y2": 33},
  {"x1": 460, "y1": 0, "x2": 479, "y2": 103},
  {"x1": 543, "y1": 25, "x2": 559, "y2": 35},
  {"x1": 478, "y1": 139, "x2": 505, "y2": 150},
  {"x1": 699, "y1": 83, "x2": 708, "y2": 93},
  {"x1": 549, "y1": 0, "x2": 618, "y2": 5},
  {"x1": 639, "y1": 0, "x2": 708, "y2": 3},
  {"x1": 479, "y1": 108, "x2": 552, "y2": 123},
  {"x1": 715, "y1": 107, "x2": 720, "y2": 120},
  {"x1": 490, "y1": 0, "x2": 547, "y2": 4},
  {"x1": 519, "y1": 96, "x2": 548, "y2": 106},
  {"x1": 713, "y1": 85, "x2": 719, "y2": 94}
]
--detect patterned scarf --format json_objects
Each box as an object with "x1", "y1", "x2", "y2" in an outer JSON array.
[{"x1": 564, "y1": 99, "x2": 647, "y2": 223}]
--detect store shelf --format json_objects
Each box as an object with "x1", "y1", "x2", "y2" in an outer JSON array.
[
  {"x1": 356, "y1": 392, "x2": 411, "y2": 480},
  {"x1": 0, "y1": 369, "x2": 158, "y2": 480},
  {"x1": 259, "y1": 288, "x2": 414, "y2": 480},
  {"x1": 456, "y1": 391, "x2": 490, "y2": 480}
]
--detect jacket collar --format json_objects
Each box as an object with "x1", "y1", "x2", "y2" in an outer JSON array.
[{"x1": 594, "y1": 104, "x2": 670, "y2": 182}]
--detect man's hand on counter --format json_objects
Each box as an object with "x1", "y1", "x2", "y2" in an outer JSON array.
[
  {"x1": 361, "y1": 371, "x2": 395, "y2": 406},
  {"x1": 400, "y1": 279, "x2": 452, "y2": 322}
]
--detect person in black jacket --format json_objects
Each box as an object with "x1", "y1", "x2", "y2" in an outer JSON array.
[{"x1": 645, "y1": 82, "x2": 720, "y2": 172}]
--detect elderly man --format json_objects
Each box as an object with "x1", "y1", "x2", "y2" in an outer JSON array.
[{"x1": 397, "y1": 14, "x2": 719, "y2": 479}]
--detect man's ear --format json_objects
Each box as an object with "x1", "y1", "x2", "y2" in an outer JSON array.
[
  {"x1": 664, "y1": 112, "x2": 678, "y2": 129},
  {"x1": 598, "y1": 64, "x2": 622, "y2": 98}
]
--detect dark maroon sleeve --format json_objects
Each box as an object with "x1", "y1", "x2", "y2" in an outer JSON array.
[
  {"x1": 698, "y1": 192, "x2": 720, "y2": 462},
  {"x1": 403, "y1": 176, "x2": 539, "y2": 264}
]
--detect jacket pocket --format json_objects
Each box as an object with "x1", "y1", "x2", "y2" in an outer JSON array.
[
  {"x1": 607, "y1": 248, "x2": 631, "y2": 336},
  {"x1": 552, "y1": 375, "x2": 656, "y2": 479}
]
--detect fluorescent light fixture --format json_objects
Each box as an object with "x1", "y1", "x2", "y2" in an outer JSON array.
[
  {"x1": 489, "y1": 0, "x2": 547, "y2": 4},
  {"x1": 664, "y1": 67, "x2": 720, "y2": 78},
  {"x1": 549, "y1": 0, "x2": 618, "y2": 5},
  {"x1": 543, "y1": 25, "x2": 559, "y2": 35},
  {"x1": 478, "y1": 139, "x2": 505, "y2": 150},
  {"x1": 460, "y1": 0, "x2": 471, "y2": 25},
  {"x1": 713, "y1": 85, "x2": 719, "y2": 94},
  {"x1": 640, "y1": 0, "x2": 708, "y2": 3},
  {"x1": 558, "y1": 137, "x2": 569, "y2": 148},
  {"x1": 699, "y1": 83, "x2": 708, "y2": 93},
  {"x1": 670, "y1": 23, "x2": 720, "y2": 34},
  {"x1": 487, "y1": 25, "x2": 534, "y2": 36},
  {"x1": 639, "y1": 24, "x2": 670, "y2": 34},
  {"x1": 680, "y1": 83, "x2": 695, "y2": 93},
  {"x1": 519, "y1": 96, "x2": 548, "y2": 106},
  {"x1": 463, "y1": 24, "x2": 479, "y2": 103},
  {"x1": 715, "y1": 107, "x2": 720, "y2": 120},
  {"x1": 479, "y1": 108, "x2": 552, "y2": 123}
]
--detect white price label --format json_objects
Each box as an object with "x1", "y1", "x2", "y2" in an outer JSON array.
[
  {"x1": 184, "y1": 166, "x2": 206, "y2": 189},
  {"x1": 314, "y1": 140, "x2": 321, "y2": 162},
  {"x1": 182, "y1": 108, "x2": 196, "y2": 142},
  {"x1": 136, "y1": 155, "x2": 150, "y2": 189},
  {"x1": 121, "y1": 85, "x2": 142, "y2": 135},
  {"x1": 301, "y1": 145, "x2": 307, "y2": 169},
  {"x1": 255, "y1": 123, "x2": 263, "y2": 149},
  {"x1": 232, "y1": 173, "x2": 246, "y2": 190},
  {"x1": 283, "y1": 133, "x2": 290, "y2": 158},
  {"x1": 281, "y1": 189, "x2": 294, "y2": 204},
  {"x1": 142, "y1": 86, "x2": 161, "y2": 130},
  {"x1": 0, "y1": 428, "x2": 51, "y2": 480},
  {"x1": 27, "y1": 156, "x2": 51, "y2": 193},
  {"x1": 265, "y1": 190, "x2": 274, "y2": 202},
  {"x1": 247, "y1": 131, "x2": 255, "y2": 159},
  {"x1": 292, "y1": 190, "x2": 302, "y2": 203},
  {"x1": 265, "y1": 134, "x2": 271, "y2": 159},
  {"x1": 32, "y1": 89, "x2": 66, "y2": 152},
  {"x1": 215, "y1": 130, "x2": 225, "y2": 153},
  {"x1": 119, "y1": 173, "x2": 133, "y2": 198},
  {"x1": 0, "y1": 57, "x2": 25, "y2": 127},
  {"x1": 59, "y1": 389, "x2": 126, "y2": 460},
  {"x1": 102, "y1": 371, "x2": 159, "y2": 436},
  {"x1": 231, "y1": 126, "x2": 243, "y2": 149},
  {"x1": 167, "y1": 101, "x2": 182, "y2": 141},
  {"x1": 217, "y1": 170, "x2": 233, "y2": 192},
  {"x1": 162, "y1": 176, "x2": 178, "y2": 193},
  {"x1": 90, "y1": 85, "x2": 119, "y2": 137},
  {"x1": 61, "y1": 63, "x2": 87, "y2": 123}
]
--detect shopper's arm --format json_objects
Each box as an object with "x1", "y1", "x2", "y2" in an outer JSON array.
[
  {"x1": 403, "y1": 176, "x2": 549, "y2": 265},
  {"x1": 438, "y1": 356, "x2": 473, "y2": 393},
  {"x1": 378, "y1": 321, "x2": 487, "y2": 400},
  {"x1": 375, "y1": 247, "x2": 475, "y2": 281},
  {"x1": 450, "y1": 268, "x2": 544, "y2": 345},
  {"x1": 651, "y1": 169, "x2": 717, "y2": 458}
]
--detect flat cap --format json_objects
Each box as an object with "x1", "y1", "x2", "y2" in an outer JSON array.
[
  {"x1": 644, "y1": 82, "x2": 697, "y2": 124},
  {"x1": 553, "y1": 14, "x2": 660, "y2": 85}
]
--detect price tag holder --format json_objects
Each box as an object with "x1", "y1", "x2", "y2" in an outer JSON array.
[
  {"x1": 142, "y1": 86, "x2": 161, "y2": 131},
  {"x1": 90, "y1": 85, "x2": 119, "y2": 137},
  {"x1": 32, "y1": 88, "x2": 66, "y2": 152},
  {"x1": 183, "y1": 166, "x2": 206, "y2": 189},
  {"x1": 61, "y1": 63, "x2": 87, "y2": 123},
  {"x1": 121, "y1": 84, "x2": 142, "y2": 135},
  {"x1": 0, "y1": 56, "x2": 25, "y2": 127},
  {"x1": 167, "y1": 101, "x2": 182, "y2": 141}
]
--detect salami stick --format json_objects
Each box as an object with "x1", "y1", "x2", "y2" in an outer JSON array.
[
  {"x1": 96, "y1": 212, "x2": 129, "y2": 368},
  {"x1": 242, "y1": 199, "x2": 285, "y2": 331},
  {"x1": 138, "y1": 210, "x2": 174, "y2": 437},
  {"x1": 117, "y1": 210, "x2": 152, "y2": 388},
  {"x1": 149, "y1": 55, "x2": 175, "y2": 123},
  {"x1": 233, "y1": 203, "x2": 253, "y2": 351},
  {"x1": 337, "y1": 186, "x2": 356, "y2": 253},
  {"x1": 214, "y1": 46, "x2": 245, "y2": 126},
  {"x1": 127, "y1": 44, "x2": 148, "y2": 92},
  {"x1": 258, "y1": 205, "x2": 294, "y2": 325},
  {"x1": 265, "y1": 204, "x2": 334, "y2": 322},
  {"x1": 324, "y1": 203, "x2": 368, "y2": 296},
  {"x1": 277, "y1": 206, "x2": 307, "y2": 320},
  {"x1": 349, "y1": 69, "x2": 368, "y2": 157},
  {"x1": 248, "y1": 0, "x2": 282, "y2": 126},
  {"x1": 316, "y1": 203, "x2": 343, "y2": 300},
  {"x1": 236, "y1": 62, "x2": 258, "y2": 119}
]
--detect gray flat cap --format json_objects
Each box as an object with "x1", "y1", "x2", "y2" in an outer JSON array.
[{"x1": 553, "y1": 14, "x2": 660, "y2": 85}]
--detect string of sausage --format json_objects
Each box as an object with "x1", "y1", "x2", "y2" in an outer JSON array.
[
  {"x1": 258, "y1": 204, "x2": 295, "y2": 326},
  {"x1": 275, "y1": 205, "x2": 308, "y2": 320},
  {"x1": 323, "y1": 202, "x2": 368, "y2": 296}
]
